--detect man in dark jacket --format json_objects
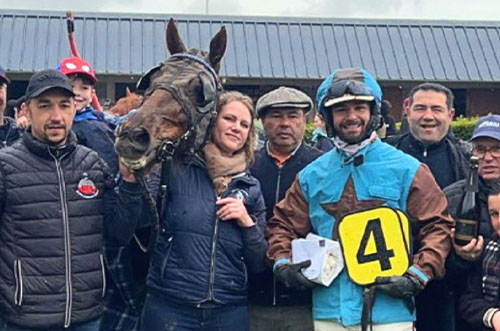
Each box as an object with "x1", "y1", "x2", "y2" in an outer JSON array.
[
  {"x1": 0, "y1": 65, "x2": 21, "y2": 148},
  {"x1": 389, "y1": 82, "x2": 471, "y2": 331},
  {"x1": 249, "y1": 86, "x2": 322, "y2": 331},
  {"x1": 0, "y1": 69, "x2": 142, "y2": 330},
  {"x1": 444, "y1": 114, "x2": 500, "y2": 331}
]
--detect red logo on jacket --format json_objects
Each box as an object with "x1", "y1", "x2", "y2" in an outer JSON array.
[{"x1": 76, "y1": 173, "x2": 99, "y2": 199}]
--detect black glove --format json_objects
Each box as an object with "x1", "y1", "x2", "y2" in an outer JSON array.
[
  {"x1": 274, "y1": 260, "x2": 314, "y2": 291},
  {"x1": 374, "y1": 273, "x2": 424, "y2": 298}
]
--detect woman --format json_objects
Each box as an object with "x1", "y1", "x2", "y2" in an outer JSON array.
[{"x1": 136, "y1": 91, "x2": 267, "y2": 330}]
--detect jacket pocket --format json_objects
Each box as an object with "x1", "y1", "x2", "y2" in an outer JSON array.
[
  {"x1": 13, "y1": 260, "x2": 23, "y2": 306},
  {"x1": 100, "y1": 254, "x2": 106, "y2": 298},
  {"x1": 368, "y1": 185, "x2": 402, "y2": 203},
  {"x1": 160, "y1": 236, "x2": 174, "y2": 279}
]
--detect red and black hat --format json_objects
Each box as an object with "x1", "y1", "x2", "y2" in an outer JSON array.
[{"x1": 58, "y1": 57, "x2": 97, "y2": 84}]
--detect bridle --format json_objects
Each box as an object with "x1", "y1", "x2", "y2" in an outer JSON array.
[
  {"x1": 137, "y1": 52, "x2": 222, "y2": 163},
  {"x1": 121, "y1": 52, "x2": 223, "y2": 252}
]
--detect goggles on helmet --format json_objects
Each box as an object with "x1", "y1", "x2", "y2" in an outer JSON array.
[{"x1": 323, "y1": 80, "x2": 374, "y2": 108}]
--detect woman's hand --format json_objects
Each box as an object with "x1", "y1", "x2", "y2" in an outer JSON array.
[
  {"x1": 216, "y1": 197, "x2": 254, "y2": 228},
  {"x1": 492, "y1": 310, "x2": 500, "y2": 330}
]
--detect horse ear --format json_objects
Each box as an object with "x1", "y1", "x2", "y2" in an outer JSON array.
[
  {"x1": 126, "y1": 87, "x2": 131, "y2": 96},
  {"x1": 208, "y1": 26, "x2": 227, "y2": 73},
  {"x1": 166, "y1": 18, "x2": 186, "y2": 55}
]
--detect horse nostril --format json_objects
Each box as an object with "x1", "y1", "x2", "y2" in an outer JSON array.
[{"x1": 132, "y1": 127, "x2": 151, "y2": 151}]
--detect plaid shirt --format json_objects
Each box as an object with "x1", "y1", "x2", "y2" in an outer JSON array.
[{"x1": 101, "y1": 243, "x2": 149, "y2": 331}]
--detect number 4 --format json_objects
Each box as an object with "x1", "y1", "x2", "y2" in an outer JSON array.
[{"x1": 356, "y1": 218, "x2": 395, "y2": 270}]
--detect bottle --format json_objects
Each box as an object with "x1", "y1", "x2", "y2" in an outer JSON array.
[{"x1": 455, "y1": 156, "x2": 479, "y2": 246}]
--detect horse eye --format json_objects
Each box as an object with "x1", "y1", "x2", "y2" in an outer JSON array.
[{"x1": 194, "y1": 85, "x2": 206, "y2": 105}]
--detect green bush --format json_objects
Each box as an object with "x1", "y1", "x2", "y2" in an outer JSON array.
[
  {"x1": 304, "y1": 122, "x2": 316, "y2": 144},
  {"x1": 451, "y1": 116, "x2": 479, "y2": 141}
]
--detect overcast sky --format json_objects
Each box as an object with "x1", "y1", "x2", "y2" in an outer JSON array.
[{"x1": 1, "y1": 0, "x2": 500, "y2": 20}]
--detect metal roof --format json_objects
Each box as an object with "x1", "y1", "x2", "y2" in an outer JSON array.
[{"x1": 1, "y1": 10, "x2": 500, "y2": 82}]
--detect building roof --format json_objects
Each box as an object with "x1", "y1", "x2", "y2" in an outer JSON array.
[{"x1": 1, "y1": 10, "x2": 500, "y2": 82}]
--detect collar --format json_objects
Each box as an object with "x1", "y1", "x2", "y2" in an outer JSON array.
[
  {"x1": 266, "y1": 141, "x2": 301, "y2": 166},
  {"x1": 408, "y1": 130, "x2": 452, "y2": 152},
  {"x1": 74, "y1": 107, "x2": 98, "y2": 122},
  {"x1": 333, "y1": 131, "x2": 377, "y2": 159},
  {"x1": 335, "y1": 135, "x2": 380, "y2": 166},
  {"x1": 23, "y1": 129, "x2": 77, "y2": 160},
  {"x1": 0, "y1": 117, "x2": 19, "y2": 143}
]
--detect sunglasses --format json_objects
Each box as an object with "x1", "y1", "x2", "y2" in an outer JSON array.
[{"x1": 327, "y1": 80, "x2": 373, "y2": 99}]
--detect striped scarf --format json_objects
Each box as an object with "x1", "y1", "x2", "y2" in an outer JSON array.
[{"x1": 482, "y1": 237, "x2": 500, "y2": 302}]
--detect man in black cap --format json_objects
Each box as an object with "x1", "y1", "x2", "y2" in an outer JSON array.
[
  {"x1": 248, "y1": 86, "x2": 322, "y2": 331},
  {"x1": 0, "y1": 65, "x2": 21, "y2": 148},
  {"x1": 0, "y1": 69, "x2": 143, "y2": 330}
]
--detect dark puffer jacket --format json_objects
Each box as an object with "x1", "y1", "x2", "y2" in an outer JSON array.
[
  {"x1": 0, "y1": 131, "x2": 113, "y2": 329},
  {"x1": 0, "y1": 117, "x2": 21, "y2": 149},
  {"x1": 125, "y1": 154, "x2": 268, "y2": 306}
]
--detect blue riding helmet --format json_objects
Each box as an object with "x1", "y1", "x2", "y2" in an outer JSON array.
[{"x1": 316, "y1": 67, "x2": 382, "y2": 138}]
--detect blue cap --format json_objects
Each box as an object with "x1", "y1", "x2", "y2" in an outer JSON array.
[
  {"x1": 471, "y1": 115, "x2": 500, "y2": 142},
  {"x1": 0, "y1": 65, "x2": 9, "y2": 84}
]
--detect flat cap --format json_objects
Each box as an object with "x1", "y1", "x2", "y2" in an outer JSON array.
[{"x1": 256, "y1": 86, "x2": 313, "y2": 117}]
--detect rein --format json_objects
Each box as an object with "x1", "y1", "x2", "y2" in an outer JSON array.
[{"x1": 133, "y1": 52, "x2": 222, "y2": 252}]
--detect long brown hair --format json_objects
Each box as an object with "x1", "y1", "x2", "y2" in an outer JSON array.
[{"x1": 215, "y1": 91, "x2": 257, "y2": 167}]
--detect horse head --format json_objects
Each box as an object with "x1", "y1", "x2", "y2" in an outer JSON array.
[{"x1": 115, "y1": 19, "x2": 227, "y2": 170}]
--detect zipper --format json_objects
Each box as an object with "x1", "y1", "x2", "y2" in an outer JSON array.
[
  {"x1": 160, "y1": 236, "x2": 174, "y2": 279},
  {"x1": 13, "y1": 260, "x2": 23, "y2": 306},
  {"x1": 208, "y1": 195, "x2": 221, "y2": 300},
  {"x1": 51, "y1": 152, "x2": 73, "y2": 328},
  {"x1": 274, "y1": 166, "x2": 283, "y2": 207},
  {"x1": 2, "y1": 120, "x2": 11, "y2": 147},
  {"x1": 100, "y1": 254, "x2": 106, "y2": 298},
  {"x1": 423, "y1": 147, "x2": 427, "y2": 158},
  {"x1": 272, "y1": 166, "x2": 283, "y2": 306},
  {"x1": 242, "y1": 257, "x2": 248, "y2": 285}
]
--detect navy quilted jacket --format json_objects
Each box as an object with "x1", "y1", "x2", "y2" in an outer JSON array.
[{"x1": 119, "y1": 154, "x2": 268, "y2": 306}]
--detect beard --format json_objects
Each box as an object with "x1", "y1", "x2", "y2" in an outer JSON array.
[
  {"x1": 43, "y1": 123, "x2": 68, "y2": 146},
  {"x1": 335, "y1": 118, "x2": 369, "y2": 144}
]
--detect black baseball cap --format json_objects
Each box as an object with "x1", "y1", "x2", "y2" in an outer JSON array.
[
  {"x1": 25, "y1": 69, "x2": 75, "y2": 100},
  {"x1": 0, "y1": 65, "x2": 9, "y2": 84}
]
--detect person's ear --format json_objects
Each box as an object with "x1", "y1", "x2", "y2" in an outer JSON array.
[{"x1": 449, "y1": 108, "x2": 455, "y2": 120}]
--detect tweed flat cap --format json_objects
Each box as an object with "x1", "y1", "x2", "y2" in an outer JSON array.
[{"x1": 256, "y1": 86, "x2": 314, "y2": 117}]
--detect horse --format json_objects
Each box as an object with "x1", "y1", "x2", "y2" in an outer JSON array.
[
  {"x1": 109, "y1": 87, "x2": 143, "y2": 117},
  {"x1": 115, "y1": 19, "x2": 227, "y2": 171}
]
